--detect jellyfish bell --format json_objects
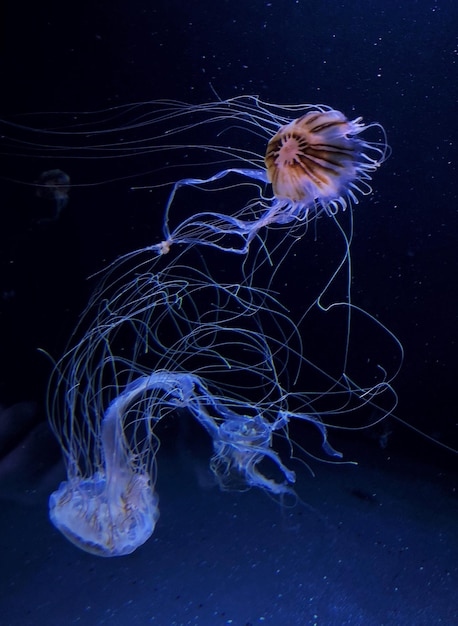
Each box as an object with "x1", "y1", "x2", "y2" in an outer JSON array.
[
  {"x1": 264, "y1": 109, "x2": 383, "y2": 213},
  {"x1": 49, "y1": 470, "x2": 158, "y2": 557},
  {"x1": 48, "y1": 375, "x2": 163, "y2": 557}
]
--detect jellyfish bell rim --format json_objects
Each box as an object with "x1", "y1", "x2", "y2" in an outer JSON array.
[
  {"x1": 264, "y1": 108, "x2": 388, "y2": 210},
  {"x1": 49, "y1": 472, "x2": 159, "y2": 557}
]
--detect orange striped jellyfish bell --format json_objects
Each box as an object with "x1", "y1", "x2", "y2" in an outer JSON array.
[{"x1": 265, "y1": 108, "x2": 383, "y2": 214}]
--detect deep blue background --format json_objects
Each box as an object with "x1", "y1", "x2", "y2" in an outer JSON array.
[
  {"x1": 0, "y1": 2, "x2": 457, "y2": 625},
  {"x1": 1, "y1": 0, "x2": 457, "y2": 464}
]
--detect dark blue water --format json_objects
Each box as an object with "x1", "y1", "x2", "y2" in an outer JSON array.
[{"x1": 0, "y1": 1, "x2": 457, "y2": 624}]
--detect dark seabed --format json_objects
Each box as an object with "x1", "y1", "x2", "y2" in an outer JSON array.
[
  {"x1": 1, "y1": 438, "x2": 457, "y2": 625},
  {"x1": 0, "y1": 0, "x2": 457, "y2": 624}
]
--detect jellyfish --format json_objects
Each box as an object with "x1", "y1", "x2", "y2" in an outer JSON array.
[
  {"x1": 1, "y1": 98, "x2": 400, "y2": 556},
  {"x1": 47, "y1": 252, "x2": 348, "y2": 557},
  {"x1": 139, "y1": 101, "x2": 388, "y2": 257},
  {"x1": 35, "y1": 169, "x2": 70, "y2": 221},
  {"x1": 2, "y1": 98, "x2": 386, "y2": 250}
]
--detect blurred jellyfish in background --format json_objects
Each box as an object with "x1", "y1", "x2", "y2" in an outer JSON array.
[
  {"x1": 1, "y1": 97, "x2": 401, "y2": 556},
  {"x1": 35, "y1": 169, "x2": 70, "y2": 222}
]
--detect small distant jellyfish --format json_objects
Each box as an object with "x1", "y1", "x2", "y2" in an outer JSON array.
[{"x1": 35, "y1": 169, "x2": 70, "y2": 221}]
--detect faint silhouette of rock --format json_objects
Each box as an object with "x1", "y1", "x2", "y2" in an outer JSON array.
[{"x1": 0, "y1": 401, "x2": 63, "y2": 504}]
